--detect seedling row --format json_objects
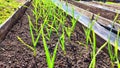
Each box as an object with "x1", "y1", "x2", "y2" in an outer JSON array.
[{"x1": 0, "y1": 0, "x2": 120, "y2": 68}]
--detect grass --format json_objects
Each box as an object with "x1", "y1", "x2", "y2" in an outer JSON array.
[
  {"x1": 106, "y1": 13, "x2": 120, "y2": 67},
  {"x1": 41, "y1": 23, "x2": 58, "y2": 68},
  {"x1": 114, "y1": 30, "x2": 120, "y2": 67},
  {"x1": 89, "y1": 30, "x2": 96, "y2": 68},
  {"x1": 0, "y1": 0, "x2": 22, "y2": 24},
  {"x1": 17, "y1": 15, "x2": 43, "y2": 57},
  {"x1": 65, "y1": 9, "x2": 78, "y2": 40},
  {"x1": 60, "y1": 29, "x2": 66, "y2": 54},
  {"x1": 99, "y1": 1, "x2": 120, "y2": 6},
  {"x1": 105, "y1": 2, "x2": 120, "y2": 5},
  {"x1": 82, "y1": 15, "x2": 97, "y2": 68},
  {"x1": 89, "y1": 42, "x2": 108, "y2": 68},
  {"x1": 82, "y1": 14, "x2": 99, "y2": 49}
]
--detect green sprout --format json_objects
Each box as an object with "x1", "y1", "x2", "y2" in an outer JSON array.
[
  {"x1": 41, "y1": 23, "x2": 58, "y2": 68},
  {"x1": 17, "y1": 15, "x2": 46, "y2": 57},
  {"x1": 89, "y1": 42, "x2": 108, "y2": 68},
  {"x1": 60, "y1": 29, "x2": 66, "y2": 54},
  {"x1": 107, "y1": 12, "x2": 120, "y2": 66},
  {"x1": 89, "y1": 30, "x2": 96, "y2": 68},
  {"x1": 65, "y1": 8, "x2": 78, "y2": 40}
]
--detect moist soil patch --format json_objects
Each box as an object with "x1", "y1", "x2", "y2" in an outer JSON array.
[
  {"x1": 0, "y1": 3, "x2": 112, "y2": 68},
  {"x1": 66, "y1": 0, "x2": 120, "y2": 21}
]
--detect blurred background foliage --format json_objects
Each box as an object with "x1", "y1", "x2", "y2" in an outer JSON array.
[{"x1": 0, "y1": 0, "x2": 21, "y2": 24}]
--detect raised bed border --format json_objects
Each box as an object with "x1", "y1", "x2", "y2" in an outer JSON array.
[
  {"x1": 77, "y1": 1, "x2": 120, "y2": 14},
  {"x1": 0, "y1": 0, "x2": 119, "y2": 57},
  {"x1": 51, "y1": 0, "x2": 120, "y2": 51},
  {"x1": 0, "y1": 0, "x2": 31, "y2": 43}
]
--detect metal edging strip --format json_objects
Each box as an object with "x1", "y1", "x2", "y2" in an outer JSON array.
[{"x1": 51, "y1": 0, "x2": 120, "y2": 50}]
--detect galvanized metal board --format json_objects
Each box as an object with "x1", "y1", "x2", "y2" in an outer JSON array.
[{"x1": 51, "y1": 0, "x2": 120, "y2": 50}]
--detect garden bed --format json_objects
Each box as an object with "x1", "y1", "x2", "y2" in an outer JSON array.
[
  {"x1": 0, "y1": 0, "x2": 120, "y2": 68},
  {"x1": 66, "y1": 0, "x2": 120, "y2": 22},
  {"x1": 0, "y1": 0, "x2": 119, "y2": 68}
]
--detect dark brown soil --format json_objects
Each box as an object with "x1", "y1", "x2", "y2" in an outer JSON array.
[
  {"x1": 0, "y1": 3, "x2": 111, "y2": 68},
  {"x1": 66, "y1": 0, "x2": 120, "y2": 21}
]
